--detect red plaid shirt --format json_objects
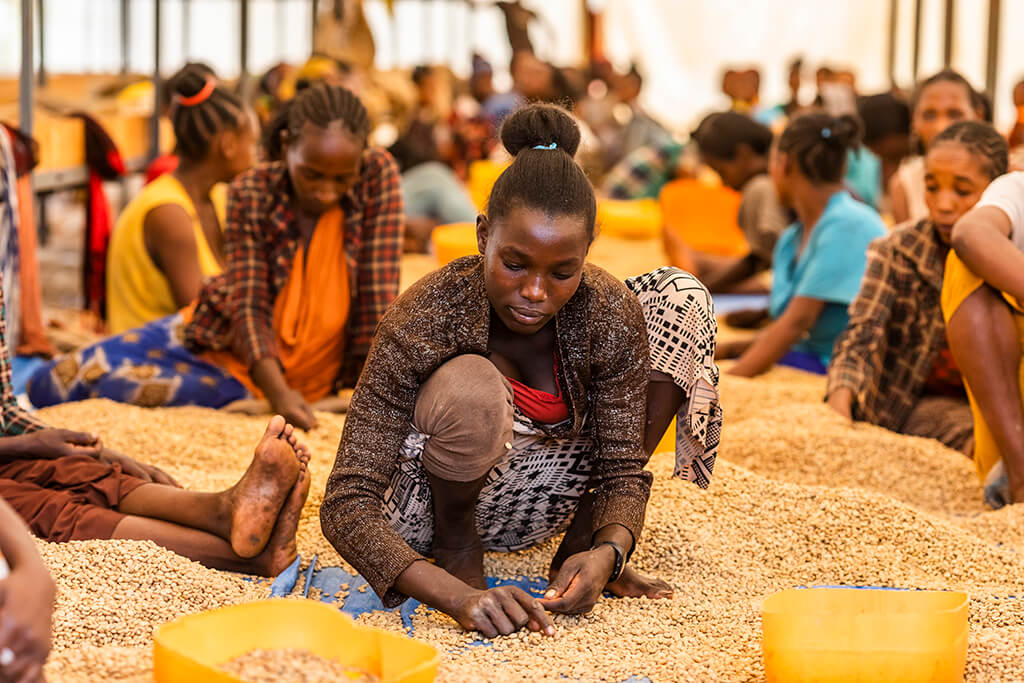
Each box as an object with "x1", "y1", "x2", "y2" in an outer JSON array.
[
  {"x1": 184, "y1": 148, "x2": 404, "y2": 390},
  {"x1": 0, "y1": 287, "x2": 46, "y2": 436}
]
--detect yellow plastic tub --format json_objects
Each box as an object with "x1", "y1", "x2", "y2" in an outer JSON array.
[
  {"x1": 432, "y1": 222, "x2": 479, "y2": 266},
  {"x1": 762, "y1": 587, "x2": 968, "y2": 683},
  {"x1": 596, "y1": 198, "x2": 663, "y2": 240},
  {"x1": 153, "y1": 599, "x2": 439, "y2": 683}
]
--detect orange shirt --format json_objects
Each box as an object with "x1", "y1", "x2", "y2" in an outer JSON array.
[{"x1": 202, "y1": 208, "x2": 350, "y2": 402}]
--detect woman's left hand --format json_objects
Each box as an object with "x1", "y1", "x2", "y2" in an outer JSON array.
[
  {"x1": 538, "y1": 546, "x2": 616, "y2": 615},
  {"x1": 0, "y1": 563, "x2": 55, "y2": 683},
  {"x1": 99, "y1": 448, "x2": 180, "y2": 487}
]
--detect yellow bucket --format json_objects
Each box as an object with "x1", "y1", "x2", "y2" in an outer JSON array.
[
  {"x1": 432, "y1": 222, "x2": 479, "y2": 266},
  {"x1": 762, "y1": 587, "x2": 968, "y2": 682},
  {"x1": 596, "y1": 198, "x2": 663, "y2": 240},
  {"x1": 153, "y1": 599, "x2": 439, "y2": 683}
]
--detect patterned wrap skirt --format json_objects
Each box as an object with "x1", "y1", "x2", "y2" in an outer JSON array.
[{"x1": 383, "y1": 267, "x2": 723, "y2": 553}]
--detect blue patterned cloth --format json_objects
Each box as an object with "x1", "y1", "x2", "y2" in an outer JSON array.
[{"x1": 27, "y1": 313, "x2": 248, "y2": 409}]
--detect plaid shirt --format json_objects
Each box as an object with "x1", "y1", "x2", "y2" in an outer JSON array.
[
  {"x1": 600, "y1": 141, "x2": 685, "y2": 200},
  {"x1": 184, "y1": 148, "x2": 404, "y2": 390},
  {"x1": 0, "y1": 288, "x2": 46, "y2": 436},
  {"x1": 827, "y1": 219, "x2": 954, "y2": 431}
]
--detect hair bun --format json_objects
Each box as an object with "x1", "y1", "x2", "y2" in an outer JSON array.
[
  {"x1": 499, "y1": 103, "x2": 582, "y2": 158},
  {"x1": 828, "y1": 114, "x2": 864, "y2": 149},
  {"x1": 168, "y1": 65, "x2": 215, "y2": 100}
]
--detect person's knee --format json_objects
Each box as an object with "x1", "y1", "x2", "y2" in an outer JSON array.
[{"x1": 415, "y1": 355, "x2": 514, "y2": 481}]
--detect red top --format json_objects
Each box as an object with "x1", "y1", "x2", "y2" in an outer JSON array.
[
  {"x1": 506, "y1": 357, "x2": 570, "y2": 424},
  {"x1": 145, "y1": 154, "x2": 179, "y2": 185},
  {"x1": 924, "y1": 346, "x2": 965, "y2": 397}
]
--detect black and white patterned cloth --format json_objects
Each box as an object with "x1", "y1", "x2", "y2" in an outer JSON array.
[{"x1": 382, "y1": 267, "x2": 722, "y2": 553}]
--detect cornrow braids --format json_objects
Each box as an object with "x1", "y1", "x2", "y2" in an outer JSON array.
[
  {"x1": 777, "y1": 112, "x2": 863, "y2": 185},
  {"x1": 930, "y1": 121, "x2": 1008, "y2": 180},
  {"x1": 168, "y1": 66, "x2": 245, "y2": 162},
  {"x1": 263, "y1": 83, "x2": 370, "y2": 161}
]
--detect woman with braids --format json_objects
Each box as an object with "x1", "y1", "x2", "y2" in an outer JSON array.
[
  {"x1": 718, "y1": 113, "x2": 887, "y2": 376},
  {"x1": 828, "y1": 121, "x2": 1008, "y2": 456},
  {"x1": 106, "y1": 66, "x2": 257, "y2": 333},
  {"x1": 321, "y1": 104, "x2": 722, "y2": 637},
  {"x1": 29, "y1": 84, "x2": 404, "y2": 429}
]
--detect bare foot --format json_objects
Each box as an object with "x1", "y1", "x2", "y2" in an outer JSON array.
[
  {"x1": 252, "y1": 469, "x2": 311, "y2": 577},
  {"x1": 433, "y1": 536, "x2": 487, "y2": 590},
  {"x1": 605, "y1": 567, "x2": 674, "y2": 599},
  {"x1": 227, "y1": 416, "x2": 302, "y2": 558}
]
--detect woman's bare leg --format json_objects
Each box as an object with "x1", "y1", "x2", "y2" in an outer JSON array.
[
  {"x1": 116, "y1": 415, "x2": 310, "y2": 558},
  {"x1": 947, "y1": 285, "x2": 1024, "y2": 501},
  {"x1": 549, "y1": 370, "x2": 681, "y2": 598},
  {"x1": 112, "y1": 469, "x2": 310, "y2": 577}
]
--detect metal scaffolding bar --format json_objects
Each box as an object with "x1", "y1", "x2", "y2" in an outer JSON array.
[
  {"x1": 36, "y1": 0, "x2": 46, "y2": 86},
  {"x1": 121, "y1": 0, "x2": 130, "y2": 73},
  {"x1": 942, "y1": 0, "x2": 954, "y2": 66},
  {"x1": 240, "y1": 0, "x2": 250, "y2": 91},
  {"x1": 19, "y1": 0, "x2": 34, "y2": 136},
  {"x1": 149, "y1": 0, "x2": 163, "y2": 160},
  {"x1": 911, "y1": 0, "x2": 923, "y2": 81},
  {"x1": 887, "y1": 0, "x2": 898, "y2": 86}
]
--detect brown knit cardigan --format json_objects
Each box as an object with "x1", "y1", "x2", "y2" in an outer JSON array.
[{"x1": 321, "y1": 255, "x2": 654, "y2": 607}]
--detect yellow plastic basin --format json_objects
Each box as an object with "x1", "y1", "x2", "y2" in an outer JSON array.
[
  {"x1": 432, "y1": 222, "x2": 479, "y2": 266},
  {"x1": 762, "y1": 588, "x2": 968, "y2": 683},
  {"x1": 596, "y1": 198, "x2": 663, "y2": 240},
  {"x1": 153, "y1": 599, "x2": 439, "y2": 683}
]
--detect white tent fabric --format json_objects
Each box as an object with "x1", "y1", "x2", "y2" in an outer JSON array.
[{"x1": 0, "y1": 0, "x2": 1020, "y2": 130}]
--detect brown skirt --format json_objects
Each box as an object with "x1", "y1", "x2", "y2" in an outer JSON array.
[{"x1": 0, "y1": 455, "x2": 147, "y2": 541}]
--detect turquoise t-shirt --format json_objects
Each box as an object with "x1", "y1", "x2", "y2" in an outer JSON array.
[
  {"x1": 769, "y1": 191, "x2": 887, "y2": 366},
  {"x1": 844, "y1": 147, "x2": 882, "y2": 209}
]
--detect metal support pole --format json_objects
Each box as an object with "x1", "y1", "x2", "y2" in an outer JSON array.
[
  {"x1": 36, "y1": 0, "x2": 46, "y2": 87},
  {"x1": 149, "y1": 0, "x2": 162, "y2": 161},
  {"x1": 183, "y1": 0, "x2": 191, "y2": 58},
  {"x1": 985, "y1": 0, "x2": 1001, "y2": 97},
  {"x1": 942, "y1": 0, "x2": 954, "y2": 66},
  {"x1": 19, "y1": 0, "x2": 34, "y2": 137},
  {"x1": 312, "y1": 0, "x2": 319, "y2": 47},
  {"x1": 911, "y1": 0, "x2": 923, "y2": 81},
  {"x1": 121, "y1": 0, "x2": 130, "y2": 74},
  {"x1": 240, "y1": 0, "x2": 250, "y2": 90},
  {"x1": 887, "y1": 0, "x2": 898, "y2": 87}
]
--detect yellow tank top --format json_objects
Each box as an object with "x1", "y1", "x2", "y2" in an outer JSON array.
[{"x1": 106, "y1": 174, "x2": 226, "y2": 333}]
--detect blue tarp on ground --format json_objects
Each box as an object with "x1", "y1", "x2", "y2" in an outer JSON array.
[{"x1": 269, "y1": 557, "x2": 651, "y2": 682}]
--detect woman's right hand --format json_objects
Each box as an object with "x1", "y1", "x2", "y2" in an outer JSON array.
[
  {"x1": 0, "y1": 564, "x2": 55, "y2": 683},
  {"x1": 450, "y1": 586, "x2": 555, "y2": 639},
  {"x1": 268, "y1": 388, "x2": 318, "y2": 430},
  {"x1": 5, "y1": 429, "x2": 102, "y2": 460},
  {"x1": 826, "y1": 387, "x2": 854, "y2": 422}
]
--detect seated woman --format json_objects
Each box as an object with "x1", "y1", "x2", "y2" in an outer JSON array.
[
  {"x1": 29, "y1": 84, "x2": 403, "y2": 430},
  {"x1": 828, "y1": 122, "x2": 1008, "y2": 453},
  {"x1": 889, "y1": 70, "x2": 985, "y2": 225},
  {"x1": 0, "y1": 286, "x2": 309, "y2": 577},
  {"x1": 107, "y1": 66, "x2": 256, "y2": 333},
  {"x1": 0, "y1": 496, "x2": 55, "y2": 683},
  {"x1": 718, "y1": 113, "x2": 887, "y2": 377},
  {"x1": 320, "y1": 104, "x2": 723, "y2": 637},
  {"x1": 682, "y1": 111, "x2": 790, "y2": 293},
  {"x1": 942, "y1": 168, "x2": 1024, "y2": 507}
]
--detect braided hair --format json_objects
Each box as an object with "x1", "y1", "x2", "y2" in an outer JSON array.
[
  {"x1": 487, "y1": 103, "x2": 597, "y2": 242},
  {"x1": 777, "y1": 112, "x2": 863, "y2": 184},
  {"x1": 263, "y1": 83, "x2": 371, "y2": 161},
  {"x1": 930, "y1": 121, "x2": 1008, "y2": 180},
  {"x1": 166, "y1": 66, "x2": 246, "y2": 162}
]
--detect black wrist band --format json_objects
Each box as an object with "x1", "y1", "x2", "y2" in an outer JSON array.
[{"x1": 591, "y1": 540, "x2": 626, "y2": 582}]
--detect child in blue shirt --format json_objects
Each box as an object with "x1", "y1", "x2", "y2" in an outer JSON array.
[{"x1": 719, "y1": 112, "x2": 887, "y2": 376}]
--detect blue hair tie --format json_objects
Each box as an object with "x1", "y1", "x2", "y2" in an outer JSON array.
[
  {"x1": 533, "y1": 142, "x2": 557, "y2": 150},
  {"x1": 821, "y1": 128, "x2": 832, "y2": 139}
]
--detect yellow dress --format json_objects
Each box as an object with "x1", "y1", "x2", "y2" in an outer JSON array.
[
  {"x1": 941, "y1": 252, "x2": 1024, "y2": 480},
  {"x1": 106, "y1": 174, "x2": 225, "y2": 333}
]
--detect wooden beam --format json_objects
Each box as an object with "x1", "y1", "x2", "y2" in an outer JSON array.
[
  {"x1": 887, "y1": 0, "x2": 898, "y2": 87},
  {"x1": 943, "y1": 0, "x2": 954, "y2": 66},
  {"x1": 240, "y1": 0, "x2": 250, "y2": 86},
  {"x1": 985, "y1": 0, "x2": 1001, "y2": 96},
  {"x1": 912, "y1": 0, "x2": 923, "y2": 81},
  {"x1": 36, "y1": 0, "x2": 46, "y2": 86}
]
